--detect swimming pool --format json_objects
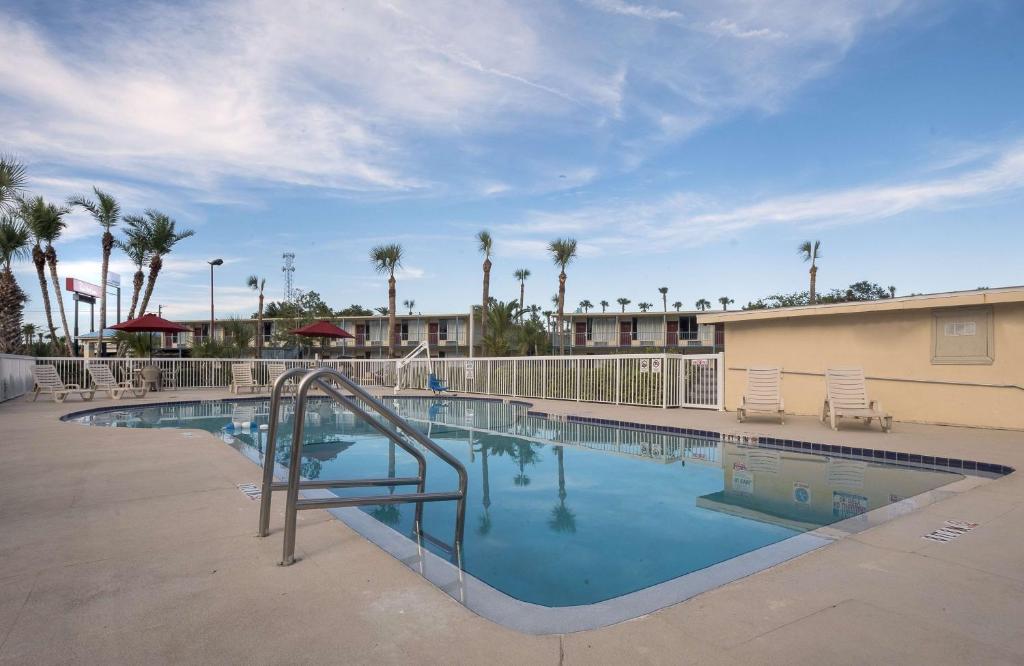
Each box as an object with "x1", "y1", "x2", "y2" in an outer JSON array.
[{"x1": 68, "y1": 396, "x2": 970, "y2": 631}]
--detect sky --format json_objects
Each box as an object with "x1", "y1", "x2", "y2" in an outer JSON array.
[{"x1": 2, "y1": 0, "x2": 1023, "y2": 327}]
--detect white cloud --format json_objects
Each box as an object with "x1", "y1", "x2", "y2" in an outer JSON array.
[
  {"x1": 580, "y1": 0, "x2": 684, "y2": 21},
  {"x1": 512, "y1": 141, "x2": 1024, "y2": 251}
]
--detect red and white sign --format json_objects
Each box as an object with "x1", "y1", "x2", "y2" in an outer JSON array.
[{"x1": 65, "y1": 278, "x2": 102, "y2": 298}]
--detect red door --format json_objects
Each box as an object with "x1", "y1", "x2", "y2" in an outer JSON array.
[
  {"x1": 575, "y1": 321, "x2": 587, "y2": 347},
  {"x1": 428, "y1": 322, "x2": 439, "y2": 346},
  {"x1": 715, "y1": 323, "x2": 725, "y2": 347},
  {"x1": 355, "y1": 324, "x2": 366, "y2": 346},
  {"x1": 666, "y1": 320, "x2": 679, "y2": 346},
  {"x1": 619, "y1": 321, "x2": 632, "y2": 346}
]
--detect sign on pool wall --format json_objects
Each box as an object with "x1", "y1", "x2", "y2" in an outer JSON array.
[{"x1": 832, "y1": 491, "x2": 869, "y2": 519}]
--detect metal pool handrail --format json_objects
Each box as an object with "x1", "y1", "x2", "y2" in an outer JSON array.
[{"x1": 257, "y1": 367, "x2": 468, "y2": 566}]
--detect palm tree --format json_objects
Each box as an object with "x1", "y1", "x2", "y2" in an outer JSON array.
[
  {"x1": 513, "y1": 268, "x2": 530, "y2": 319},
  {"x1": 718, "y1": 296, "x2": 734, "y2": 310},
  {"x1": 0, "y1": 215, "x2": 31, "y2": 353},
  {"x1": 672, "y1": 301, "x2": 682, "y2": 312},
  {"x1": 695, "y1": 298, "x2": 711, "y2": 311},
  {"x1": 247, "y1": 275, "x2": 267, "y2": 358},
  {"x1": 547, "y1": 238, "x2": 577, "y2": 355},
  {"x1": 617, "y1": 297, "x2": 631, "y2": 312},
  {"x1": 579, "y1": 299, "x2": 593, "y2": 313},
  {"x1": 888, "y1": 285, "x2": 897, "y2": 298},
  {"x1": 600, "y1": 299, "x2": 609, "y2": 313},
  {"x1": 638, "y1": 301, "x2": 652, "y2": 312},
  {"x1": 135, "y1": 210, "x2": 194, "y2": 318},
  {"x1": 374, "y1": 306, "x2": 389, "y2": 316},
  {"x1": 798, "y1": 240, "x2": 822, "y2": 304},
  {"x1": 549, "y1": 446, "x2": 576, "y2": 534},
  {"x1": 658, "y1": 286, "x2": 668, "y2": 312},
  {"x1": 477, "y1": 230, "x2": 493, "y2": 342},
  {"x1": 369, "y1": 243, "x2": 403, "y2": 357},
  {"x1": 0, "y1": 155, "x2": 28, "y2": 214},
  {"x1": 21, "y1": 323, "x2": 36, "y2": 346},
  {"x1": 117, "y1": 224, "x2": 150, "y2": 319},
  {"x1": 222, "y1": 317, "x2": 255, "y2": 357},
  {"x1": 22, "y1": 197, "x2": 73, "y2": 355},
  {"x1": 402, "y1": 298, "x2": 415, "y2": 315},
  {"x1": 68, "y1": 188, "x2": 120, "y2": 352}
]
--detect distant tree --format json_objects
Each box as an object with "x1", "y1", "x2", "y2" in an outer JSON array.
[
  {"x1": 247, "y1": 275, "x2": 267, "y2": 358},
  {"x1": 369, "y1": 243, "x2": 403, "y2": 357},
  {"x1": 888, "y1": 285, "x2": 896, "y2": 298},
  {"x1": 335, "y1": 304, "x2": 373, "y2": 316},
  {"x1": 617, "y1": 297, "x2": 630, "y2": 312},
  {"x1": 798, "y1": 240, "x2": 822, "y2": 303},
  {"x1": 477, "y1": 230, "x2": 493, "y2": 341},
  {"x1": 599, "y1": 299, "x2": 609, "y2": 313},
  {"x1": 133, "y1": 210, "x2": 195, "y2": 319},
  {"x1": 718, "y1": 296, "x2": 734, "y2": 310},
  {"x1": 579, "y1": 299, "x2": 593, "y2": 313},
  {"x1": 695, "y1": 298, "x2": 711, "y2": 311},
  {"x1": 403, "y1": 298, "x2": 416, "y2": 315},
  {"x1": 68, "y1": 187, "x2": 120, "y2": 351},
  {"x1": 514, "y1": 268, "x2": 530, "y2": 318},
  {"x1": 743, "y1": 281, "x2": 896, "y2": 310},
  {"x1": 658, "y1": 286, "x2": 668, "y2": 312},
  {"x1": 637, "y1": 301, "x2": 653, "y2": 312},
  {"x1": 548, "y1": 238, "x2": 577, "y2": 355},
  {"x1": 672, "y1": 301, "x2": 682, "y2": 312},
  {"x1": 374, "y1": 306, "x2": 389, "y2": 316}
]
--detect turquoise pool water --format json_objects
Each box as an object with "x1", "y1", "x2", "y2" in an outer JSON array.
[{"x1": 69, "y1": 397, "x2": 962, "y2": 607}]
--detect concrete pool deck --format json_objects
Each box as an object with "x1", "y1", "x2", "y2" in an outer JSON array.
[{"x1": 1, "y1": 389, "x2": 1023, "y2": 664}]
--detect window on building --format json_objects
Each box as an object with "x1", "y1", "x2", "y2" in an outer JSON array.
[
  {"x1": 400, "y1": 321, "x2": 409, "y2": 341},
  {"x1": 439, "y1": 320, "x2": 448, "y2": 341},
  {"x1": 680, "y1": 316, "x2": 697, "y2": 339},
  {"x1": 932, "y1": 307, "x2": 994, "y2": 365}
]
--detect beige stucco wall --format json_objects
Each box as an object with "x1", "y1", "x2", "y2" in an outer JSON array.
[{"x1": 722, "y1": 302, "x2": 1024, "y2": 429}]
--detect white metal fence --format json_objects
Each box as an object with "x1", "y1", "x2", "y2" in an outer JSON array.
[
  {"x1": 0, "y1": 354, "x2": 36, "y2": 402},
  {"x1": 29, "y1": 352, "x2": 724, "y2": 410}
]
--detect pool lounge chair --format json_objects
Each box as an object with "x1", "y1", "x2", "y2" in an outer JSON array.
[
  {"x1": 428, "y1": 373, "x2": 453, "y2": 396},
  {"x1": 86, "y1": 362, "x2": 147, "y2": 399},
  {"x1": 737, "y1": 366, "x2": 784, "y2": 424},
  {"x1": 822, "y1": 367, "x2": 892, "y2": 433},
  {"x1": 230, "y1": 363, "x2": 260, "y2": 394},
  {"x1": 28, "y1": 364, "x2": 95, "y2": 403},
  {"x1": 266, "y1": 362, "x2": 293, "y2": 392}
]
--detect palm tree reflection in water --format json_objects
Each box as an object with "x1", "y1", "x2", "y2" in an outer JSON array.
[{"x1": 549, "y1": 446, "x2": 577, "y2": 534}]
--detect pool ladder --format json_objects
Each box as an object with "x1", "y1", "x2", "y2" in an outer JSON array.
[{"x1": 256, "y1": 367, "x2": 468, "y2": 565}]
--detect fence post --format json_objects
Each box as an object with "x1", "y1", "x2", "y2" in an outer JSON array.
[
  {"x1": 716, "y1": 351, "x2": 725, "y2": 411},
  {"x1": 615, "y1": 356, "x2": 621, "y2": 405},
  {"x1": 486, "y1": 359, "x2": 491, "y2": 396},
  {"x1": 513, "y1": 360, "x2": 518, "y2": 398},
  {"x1": 662, "y1": 353, "x2": 668, "y2": 409},
  {"x1": 542, "y1": 358, "x2": 547, "y2": 399},
  {"x1": 575, "y1": 357, "x2": 580, "y2": 402}
]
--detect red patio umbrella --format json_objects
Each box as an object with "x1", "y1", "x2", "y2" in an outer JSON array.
[
  {"x1": 111, "y1": 314, "x2": 190, "y2": 360},
  {"x1": 287, "y1": 320, "x2": 354, "y2": 358}
]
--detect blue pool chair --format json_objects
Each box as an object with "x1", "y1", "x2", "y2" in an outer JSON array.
[{"x1": 428, "y1": 373, "x2": 452, "y2": 395}]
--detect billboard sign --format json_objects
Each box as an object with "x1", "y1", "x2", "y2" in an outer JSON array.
[
  {"x1": 107, "y1": 271, "x2": 121, "y2": 287},
  {"x1": 65, "y1": 277, "x2": 102, "y2": 299}
]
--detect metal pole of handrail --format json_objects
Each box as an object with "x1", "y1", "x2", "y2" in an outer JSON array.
[
  {"x1": 259, "y1": 368, "x2": 431, "y2": 537},
  {"x1": 257, "y1": 367, "x2": 310, "y2": 536},
  {"x1": 279, "y1": 367, "x2": 468, "y2": 565}
]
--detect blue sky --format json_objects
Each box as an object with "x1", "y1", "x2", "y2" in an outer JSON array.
[{"x1": 2, "y1": 0, "x2": 1023, "y2": 325}]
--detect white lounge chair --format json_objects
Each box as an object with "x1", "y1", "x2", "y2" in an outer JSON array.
[
  {"x1": 28, "y1": 364, "x2": 95, "y2": 403},
  {"x1": 87, "y1": 362, "x2": 147, "y2": 399},
  {"x1": 737, "y1": 367, "x2": 785, "y2": 424},
  {"x1": 266, "y1": 362, "x2": 292, "y2": 392},
  {"x1": 822, "y1": 368, "x2": 892, "y2": 433},
  {"x1": 230, "y1": 362, "x2": 259, "y2": 394}
]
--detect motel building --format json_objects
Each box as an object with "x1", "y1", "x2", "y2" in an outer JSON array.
[{"x1": 76, "y1": 309, "x2": 723, "y2": 358}]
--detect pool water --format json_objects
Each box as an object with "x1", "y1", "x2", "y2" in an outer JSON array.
[{"x1": 70, "y1": 397, "x2": 963, "y2": 607}]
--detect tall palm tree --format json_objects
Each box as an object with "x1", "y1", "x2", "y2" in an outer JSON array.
[
  {"x1": 135, "y1": 210, "x2": 194, "y2": 318},
  {"x1": 22, "y1": 197, "x2": 73, "y2": 355},
  {"x1": 617, "y1": 297, "x2": 630, "y2": 312},
  {"x1": 695, "y1": 298, "x2": 711, "y2": 311},
  {"x1": 798, "y1": 240, "x2": 822, "y2": 304},
  {"x1": 672, "y1": 301, "x2": 682, "y2": 312},
  {"x1": 888, "y1": 285, "x2": 896, "y2": 298},
  {"x1": 638, "y1": 301, "x2": 652, "y2": 312},
  {"x1": 68, "y1": 188, "x2": 120, "y2": 352},
  {"x1": 22, "y1": 323, "x2": 36, "y2": 346},
  {"x1": 477, "y1": 231, "x2": 493, "y2": 342},
  {"x1": 117, "y1": 223, "x2": 150, "y2": 319},
  {"x1": 547, "y1": 238, "x2": 577, "y2": 355},
  {"x1": 579, "y1": 299, "x2": 593, "y2": 313},
  {"x1": 0, "y1": 155, "x2": 28, "y2": 214},
  {"x1": 599, "y1": 299, "x2": 609, "y2": 313},
  {"x1": 369, "y1": 243, "x2": 403, "y2": 357},
  {"x1": 403, "y1": 298, "x2": 416, "y2": 315},
  {"x1": 718, "y1": 296, "x2": 734, "y2": 311},
  {"x1": 658, "y1": 286, "x2": 668, "y2": 312},
  {"x1": 0, "y1": 215, "x2": 31, "y2": 353},
  {"x1": 247, "y1": 275, "x2": 267, "y2": 358},
  {"x1": 513, "y1": 268, "x2": 530, "y2": 318}
]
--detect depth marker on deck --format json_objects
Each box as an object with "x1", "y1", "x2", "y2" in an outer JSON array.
[
  {"x1": 922, "y1": 520, "x2": 978, "y2": 543},
  {"x1": 237, "y1": 483, "x2": 262, "y2": 500}
]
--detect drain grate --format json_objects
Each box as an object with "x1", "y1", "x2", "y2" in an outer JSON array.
[
  {"x1": 922, "y1": 520, "x2": 978, "y2": 543},
  {"x1": 237, "y1": 483, "x2": 262, "y2": 501}
]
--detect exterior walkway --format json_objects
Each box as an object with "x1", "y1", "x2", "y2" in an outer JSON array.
[{"x1": 1, "y1": 389, "x2": 1022, "y2": 664}]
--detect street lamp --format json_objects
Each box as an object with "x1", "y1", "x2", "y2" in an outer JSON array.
[{"x1": 208, "y1": 258, "x2": 223, "y2": 342}]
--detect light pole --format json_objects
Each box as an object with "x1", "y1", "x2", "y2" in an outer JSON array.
[{"x1": 208, "y1": 258, "x2": 223, "y2": 342}]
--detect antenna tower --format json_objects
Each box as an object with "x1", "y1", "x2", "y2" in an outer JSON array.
[{"x1": 282, "y1": 252, "x2": 296, "y2": 302}]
